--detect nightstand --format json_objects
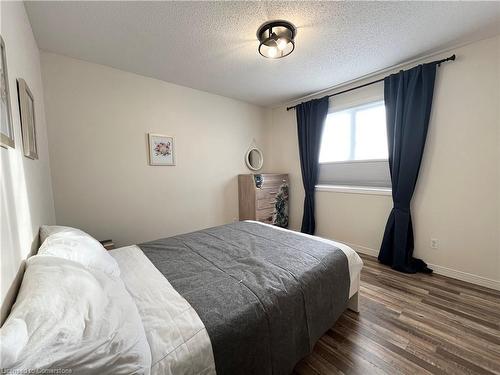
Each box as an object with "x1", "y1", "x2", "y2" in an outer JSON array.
[{"x1": 100, "y1": 239, "x2": 115, "y2": 250}]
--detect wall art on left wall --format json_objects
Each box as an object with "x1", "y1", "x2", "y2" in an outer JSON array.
[
  {"x1": 148, "y1": 133, "x2": 175, "y2": 166},
  {"x1": 0, "y1": 36, "x2": 14, "y2": 149},
  {"x1": 17, "y1": 78, "x2": 38, "y2": 159}
]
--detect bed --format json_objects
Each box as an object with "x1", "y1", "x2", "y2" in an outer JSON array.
[
  {"x1": 111, "y1": 220, "x2": 363, "y2": 375},
  {"x1": 1, "y1": 221, "x2": 362, "y2": 375}
]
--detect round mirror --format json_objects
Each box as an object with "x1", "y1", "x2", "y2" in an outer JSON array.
[{"x1": 245, "y1": 147, "x2": 264, "y2": 171}]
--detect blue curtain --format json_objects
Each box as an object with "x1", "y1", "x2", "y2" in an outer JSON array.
[
  {"x1": 296, "y1": 97, "x2": 329, "y2": 234},
  {"x1": 378, "y1": 63, "x2": 437, "y2": 273}
]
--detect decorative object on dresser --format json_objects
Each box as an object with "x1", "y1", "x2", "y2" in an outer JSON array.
[{"x1": 238, "y1": 173, "x2": 289, "y2": 227}]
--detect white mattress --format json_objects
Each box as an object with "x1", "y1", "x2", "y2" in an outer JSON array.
[{"x1": 110, "y1": 224, "x2": 363, "y2": 374}]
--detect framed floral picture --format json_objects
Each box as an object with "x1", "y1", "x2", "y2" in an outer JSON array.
[
  {"x1": 148, "y1": 133, "x2": 175, "y2": 166},
  {"x1": 17, "y1": 78, "x2": 38, "y2": 159},
  {"x1": 1, "y1": 36, "x2": 14, "y2": 149}
]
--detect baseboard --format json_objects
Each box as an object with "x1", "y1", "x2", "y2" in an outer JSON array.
[
  {"x1": 426, "y1": 263, "x2": 500, "y2": 291},
  {"x1": 344, "y1": 241, "x2": 500, "y2": 291},
  {"x1": 344, "y1": 241, "x2": 379, "y2": 257}
]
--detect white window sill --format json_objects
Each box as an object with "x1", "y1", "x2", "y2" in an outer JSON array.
[
  {"x1": 319, "y1": 158, "x2": 388, "y2": 165},
  {"x1": 315, "y1": 184, "x2": 392, "y2": 196}
]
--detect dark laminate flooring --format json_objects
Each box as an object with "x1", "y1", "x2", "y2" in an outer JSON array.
[{"x1": 294, "y1": 254, "x2": 500, "y2": 375}]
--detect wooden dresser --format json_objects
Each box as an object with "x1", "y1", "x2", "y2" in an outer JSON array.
[{"x1": 238, "y1": 173, "x2": 289, "y2": 227}]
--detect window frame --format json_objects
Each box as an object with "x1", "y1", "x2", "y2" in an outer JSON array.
[{"x1": 317, "y1": 98, "x2": 391, "y2": 189}]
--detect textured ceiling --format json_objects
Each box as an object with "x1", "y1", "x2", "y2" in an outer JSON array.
[{"x1": 24, "y1": 1, "x2": 500, "y2": 107}]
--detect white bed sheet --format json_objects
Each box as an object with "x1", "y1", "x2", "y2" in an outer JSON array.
[{"x1": 110, "y1": 246, "x2": 216, "y2": 375}]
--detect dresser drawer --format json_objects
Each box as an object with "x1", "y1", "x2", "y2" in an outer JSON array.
[
  {"x1": 261, "y1": 175, "x2": 288, "y2": 188},
  {"x1": 256, "y1": 197, "x2": 276, "y2": 210},
  {"x1": 256, "y1": 188, "x2": 279, "y2": 200},
  {"x1": 256, "y1": 207, "x2": 274, "y2": 223}
]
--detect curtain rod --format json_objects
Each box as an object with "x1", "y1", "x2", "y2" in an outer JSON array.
[{"x1": 286, "y1": 54, "x2": 456, "y2": 111}]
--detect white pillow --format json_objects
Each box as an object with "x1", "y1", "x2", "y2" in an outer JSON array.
[
  {"x1": 38, "y1": 225, "x2": 120, "y2": 277},
  {"x1": 0, "y1": 255, "x2": 151, "y2": 374},
  {"x1": 39, "y1": 225, "x2": 72, "y2": 244}
]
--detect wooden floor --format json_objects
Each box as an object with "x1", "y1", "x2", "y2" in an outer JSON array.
[{"x1": 294, "y1": 254, "x2": 500, "y2": 375}]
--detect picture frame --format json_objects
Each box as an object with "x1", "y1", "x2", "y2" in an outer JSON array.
[
  {"x1": 148, "y1": 133, "x2": 175, "y2": 166},
  {"x1": 0, "y1": 36, "x2": 14, "y2": 149},
  {"x1": 17, "y1": 78, "x2": 38, "y2": 159}
]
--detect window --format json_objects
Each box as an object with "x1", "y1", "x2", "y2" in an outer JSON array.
[
  {"x1": 318, "y1": 101, "x2": 391, "y2": 188},
  {"x1": 319, "y1": 101, "x2": 387, "y2": 163}
]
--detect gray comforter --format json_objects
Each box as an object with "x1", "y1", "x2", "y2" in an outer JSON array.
[{"x1": 139, "y1": 221, "x2": 350, "y2": 375}]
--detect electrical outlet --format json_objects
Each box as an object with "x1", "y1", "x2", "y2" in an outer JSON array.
[{"x1": 430, "y1": 239, "x2": 439, "y2": 249}]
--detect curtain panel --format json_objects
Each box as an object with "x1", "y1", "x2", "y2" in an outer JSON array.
[
  {"x1": 378, "y1": 63, "x2": 438, "y2": 273},
  {"x1": 296, "y1": 97, "x2": 329, "y2": 234}
]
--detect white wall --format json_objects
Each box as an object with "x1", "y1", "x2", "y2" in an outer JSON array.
[
  {"x1": 266, "y1": 35, "x2": 500, "y2": 289},
  {"x1": 0, "y1": 2, "x2": 55, "y2": 320},
  {"x1": 41, "y1": 52, "x2": 268, "y2": 247}
]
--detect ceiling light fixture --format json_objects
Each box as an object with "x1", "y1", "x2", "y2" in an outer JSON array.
[{"x1": 257, "y1": 20, "x2": 296, "y2": 59}]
